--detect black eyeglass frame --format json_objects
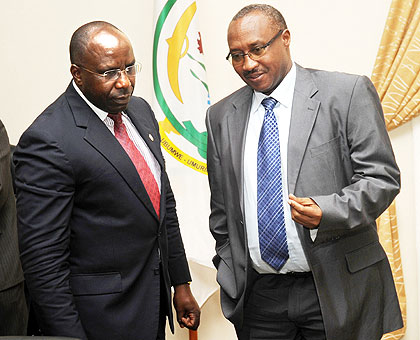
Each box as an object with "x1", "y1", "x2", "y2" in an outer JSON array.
[{"x1": 226, "y1": 28, "x2": 286, "y2": 65}]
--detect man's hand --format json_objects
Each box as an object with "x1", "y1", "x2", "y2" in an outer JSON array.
[
  {"x1": 173, "y1": 283, "x2": 200, "y2": 330},
  {"x1": 288, "y1": 194, "x2": 322, "y2": 229}
]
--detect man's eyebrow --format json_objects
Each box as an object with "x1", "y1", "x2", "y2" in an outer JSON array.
[
  {"x1": 98, "y1": 61, "x2": 136, "y2": 72},
  {"x1": 230, "y1": 41, "x2": 264, "y2": 53}
]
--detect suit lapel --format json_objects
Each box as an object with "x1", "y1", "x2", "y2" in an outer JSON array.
[
  {"x1": 65, "y1": 84, "x2": 159, "y2": 221},
  {"x1": 226, "y1": 87, "x2": 253, "y2": 213},
  {"x1": 288, "y1": 65, "x2": 320, "y2": 195}
]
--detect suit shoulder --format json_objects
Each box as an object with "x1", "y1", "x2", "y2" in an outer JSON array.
[
  {"x1": 210, "y1": 86, "x2": 250, "y2": 110},
  {"x1": 129, "y1": 96, "x2": 152, "y2": 111},
  {"x1": 207, "y1": 86, "x2": 250, "y2": 119},
  {"x1": 129, "y1": 95, "x2": 152, "y2": 108},
  {"x1": 299, "y1": 67, "x2": 376, "y2": 102},
  {"x1": 129, "y1": 96, "x2": 163, "y2": 118},
  {"x1": 128, "y1": 96, "x2": 155, "y2": 117},
  {"x1": 305, "y1": 67, "x2": 371, "y2": 88},
  {"x1": 19, "y1": 92, "x2": 70, "y2": 141}
]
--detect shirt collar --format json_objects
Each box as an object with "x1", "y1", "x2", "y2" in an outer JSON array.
[
  {"x1": 72, "y1": 80, "x2": 112, "y2": 122},
  {"x1": 251, "y1": 62, "x2": 296, "y2": 112}
]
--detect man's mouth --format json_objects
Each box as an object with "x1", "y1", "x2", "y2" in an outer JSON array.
[
  {"x1": 114, "y1": 94, "x2": 131, "y2": 102},
  {"x1": 245, "y1": 70, "x2": 264, "y2": 80}
]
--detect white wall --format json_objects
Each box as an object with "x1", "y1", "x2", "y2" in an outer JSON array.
[{"x1": 1, "y1": 1, "x2": 418, "y2": 339}]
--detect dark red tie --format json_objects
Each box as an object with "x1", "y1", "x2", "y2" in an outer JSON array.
[{"x1": 108, "y1": 113, "x2": 160, "y2": 217}]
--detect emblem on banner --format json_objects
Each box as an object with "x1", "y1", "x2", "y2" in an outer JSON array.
[{"x1": 153, "y1": 0, "x2": 209, "y2": 174}]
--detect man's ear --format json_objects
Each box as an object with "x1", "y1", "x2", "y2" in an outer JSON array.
[
  {"x1": 70, "y1": 64, "x2": 83, "y2": 87},
  {"x1": 282, "y1": 29, "x2": 291, "y2": 48}
]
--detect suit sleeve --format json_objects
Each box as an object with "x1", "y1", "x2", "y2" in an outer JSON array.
[
  {"x1": 164, "y1": 172, "x2": 192, "y2": 285},
  {"x1": 311, "y1": 76, "x2": 400, "y2": 239},
  {"x1": 14, "y1": 127, "x2": 87, "y2": 339},
  {"x1": 142, "y1": 99, "x2": 191, "y2": 286},
  {"x1": 205, "y1": 108, "x2": 229, "y2": 268}
]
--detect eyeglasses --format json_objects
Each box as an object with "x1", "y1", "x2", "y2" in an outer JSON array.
[
  {"x1": 73, "y1": 62, "x2": 142, "y2": 82},
  {"x1": 226, "y1": 29, "x2": 285, "y2": 66}
]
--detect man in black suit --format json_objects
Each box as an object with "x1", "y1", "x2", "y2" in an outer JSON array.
[
  {"x1": 0, "y1": 120, "x2": 27, "y2": 335},
  {"x1": 14, "y1": 21, "x2": 200, "y2": 340}
]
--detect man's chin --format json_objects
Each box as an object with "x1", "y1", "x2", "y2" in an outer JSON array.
[
  {"x1": 244, "y1": 78, "x2": 271, "y2": 94},
  {"x1": 108, "y1": 100, "x2": 131, "y2": 113},
  {"x1": 247, "y1": 81, "x2": 276, "y2": 95}
]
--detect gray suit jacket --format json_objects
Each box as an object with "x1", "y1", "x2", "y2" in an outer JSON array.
[{"x1": 206, "y1": 65, "x2": 403, "y2": 339}]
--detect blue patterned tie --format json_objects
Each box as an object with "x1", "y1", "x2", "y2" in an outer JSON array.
[{"x1": 257, "y1": 97, "x2": 289, "y2": 271}]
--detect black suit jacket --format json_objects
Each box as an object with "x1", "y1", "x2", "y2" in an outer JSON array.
[{"x1": 14, "y1": 84, "x2": 191, "y2": 340}]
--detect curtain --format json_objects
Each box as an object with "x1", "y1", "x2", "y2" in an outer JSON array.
[
  {"x1": 372, "y1": 0, "x2": 420, "y2": 338},
  {"x1": 372, "y1": 0, "x2": 420, "y2": 130}
]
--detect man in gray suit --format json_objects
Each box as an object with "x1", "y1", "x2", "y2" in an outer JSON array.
[
  {"x1": 0, "y1": 120, "x2": 27, "y2": 335},
  {"x1": 206, "y1": 4, "x2": 403, "y2": 340}
]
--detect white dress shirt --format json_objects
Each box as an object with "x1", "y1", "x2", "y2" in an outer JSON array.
[
  {"x1": 72, "y1": 81, "x2": 161, "y2": 191},
  {"x1": 243, "y1": 63, "x2": 310, "y2": 274}
]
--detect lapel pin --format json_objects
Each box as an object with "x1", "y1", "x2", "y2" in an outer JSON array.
[{"x1": 148, "y1": 133, "x2": 154, "y2": 142}]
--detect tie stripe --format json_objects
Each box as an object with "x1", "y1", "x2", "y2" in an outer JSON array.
[{"x1": 257, "y1": 97, "x2": 289, "y2": 270}]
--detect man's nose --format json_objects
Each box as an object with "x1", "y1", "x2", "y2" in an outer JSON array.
[
  {"x1": 241, "y1": 54, "x2": 258, "y2": 71},
  {"x1": 115, "y1": 70, "x2": 131, "y2": 88}
]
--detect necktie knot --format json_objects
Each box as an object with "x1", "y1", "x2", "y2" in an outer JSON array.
[
  {"x1": 261, "y1": 97, "x2": 278, "y2": 112},
  {"x1": 108, "y1": 113, "x2": 123, "y2": 127}
]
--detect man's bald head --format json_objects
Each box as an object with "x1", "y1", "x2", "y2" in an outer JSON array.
[
  {"x1": 69, "y1": 21, "x2": 136, "y2": 114},
  {"x1": 69, "y1": 21, "x2": 123, "y2": 65}
]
